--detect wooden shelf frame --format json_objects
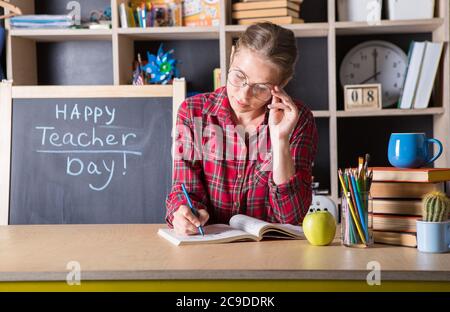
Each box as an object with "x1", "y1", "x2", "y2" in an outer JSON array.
[
  {"x1": 336, "y1": 107, "x2": 446, "y2": 118},
  {"x1": 4, "y1": 0, "x2": 450, "y2": 206},
  {"x1": 116, "y1": 26, "x2": 220, "y2": 40},
  {"x1": 9, "y1": 28, "x2": 113, "y2": 41},
  {"x1": 335, "y1": 18, "x2": 445, "y2": 35},
  {"x1": 225, "y1": 23, "x2": 330, "y2": 38}
]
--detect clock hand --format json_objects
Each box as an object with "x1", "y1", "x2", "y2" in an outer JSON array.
[
  {"x1": 372, "y1": 49, "x2": 378, "y2": 81},
  {"x1": 360, "y1": 71, "x2": 381, "y2": 84}
]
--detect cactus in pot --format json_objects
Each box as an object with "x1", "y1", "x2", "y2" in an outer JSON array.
[{"x1": 422, "y1": 191, "x2": 450, "y2": 222}]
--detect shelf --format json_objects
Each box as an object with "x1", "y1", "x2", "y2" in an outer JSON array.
[
  {"x1": 312, "y1": 111, "x2": 330, "y2": 118},
  {"x1": 335, "y1": 18, "x2": 444, "y2": 35},
  {"x1": 225, "y1": 23, "x2": 329, "y2": 38},
  {"x1": 9, "y1": 29, "x2": 113, "y2": 41},
  {"x1": 7, "y1": 19, "x2": 442, "y2": 42},
  {"x1": 226, "y1": 19, "x2": 443, "y2": 38},
  {"x1": 117, "y1": 27, "x2": 220, "y2": 40},
  {"x1": 336, "y1": 107, "x2": 445, "y2": 117}
]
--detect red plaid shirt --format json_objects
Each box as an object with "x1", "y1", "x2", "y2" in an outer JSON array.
[{"x1": 166, "y1": 86, "x2": 318, "y2": 226}]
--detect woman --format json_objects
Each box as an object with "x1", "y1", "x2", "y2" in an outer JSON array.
[{"x1": 166, "y1": 22, "x2": 318, "y2": 235}]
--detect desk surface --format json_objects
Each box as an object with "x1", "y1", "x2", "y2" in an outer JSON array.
[{"x1": 0, "y1": 224, "x2": 449, "y2": 282}]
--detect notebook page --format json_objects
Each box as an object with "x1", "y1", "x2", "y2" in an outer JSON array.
[
  {"x1": 229, "y1": 214, "x2": 270, "y2": 237},
  {"x1": 158, "y1": 224, "x2": 253, "y2": 245},
  {"x1": 263, "y1": 223, "x2": 304, "y2": 238}
]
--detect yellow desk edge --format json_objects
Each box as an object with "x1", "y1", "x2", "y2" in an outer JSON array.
[{"x1": 1, "y1": 280, "x2": 450, "y2": 292}]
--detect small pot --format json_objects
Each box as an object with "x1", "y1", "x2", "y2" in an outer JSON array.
[{"x1": 416, "y1": 220, "x2": 450, "y2": 253}]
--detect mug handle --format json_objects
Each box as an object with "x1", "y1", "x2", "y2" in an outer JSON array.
[{"x1": 426, "y1": 138, "x2": 443, "y2": 165}]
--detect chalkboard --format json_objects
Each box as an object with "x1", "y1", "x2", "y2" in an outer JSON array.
[{"x1": 0, "y1": 83, "x2": 185, "y2": 225}]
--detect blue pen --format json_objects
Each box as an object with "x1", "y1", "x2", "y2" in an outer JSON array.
[{"x1": 181, "y1": 183, "x2": 204, "y2": 236}]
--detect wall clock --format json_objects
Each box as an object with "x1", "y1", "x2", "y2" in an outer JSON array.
[{"x1": 339, "y1": 40, "x2": 408, "y2": 108}]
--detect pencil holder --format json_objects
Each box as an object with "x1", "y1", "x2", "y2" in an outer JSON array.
[{"x1": 341, "y1": 190, "x2": 374, "y2": 248}]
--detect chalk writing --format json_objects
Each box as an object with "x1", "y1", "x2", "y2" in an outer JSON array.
[{"x1": 35, "y1": 104, "x2": 142, "y2": 191}]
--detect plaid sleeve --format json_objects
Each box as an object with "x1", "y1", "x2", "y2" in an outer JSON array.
[
  {"x1": 165, "y1": 100, "x2": 210, "y2": 227},
  {"x1": 267, "y1": 109, "x2": 318, "y2": 225}
]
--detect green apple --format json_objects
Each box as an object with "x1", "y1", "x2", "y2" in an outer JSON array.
[{"x1": 303, "y1": 210, "x2": 336, "y2": 246}]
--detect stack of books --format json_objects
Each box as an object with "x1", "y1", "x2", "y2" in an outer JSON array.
[
  {"x1": 10, "y1": 15, "x2": 75, "y2": 29},
  {"x1": 232, "y1": 0, "x2": 304, "y2": 25},
  {"x1": 371, "y1": 167, "x2": 450, "y2": 247}
]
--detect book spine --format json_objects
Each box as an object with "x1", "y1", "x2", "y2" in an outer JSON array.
[
  {"x1": 232, "y1": 8, "x2": 298, "y2": 19},
  {"x1": 397, "y1": 41, "x2": 415, "y2": 109},
  {"x1": 412, "y1": 42, "x2": 444, "y2": 109},
  {"x1": 372, "y1": 215, "x2": 421, "y2": 233},
  {"x1": 373, "y1": 231, "x2": 417, "y2": 247},
  {"x1": 371, "y1": 182, "x2": 445, "y2": 199}
]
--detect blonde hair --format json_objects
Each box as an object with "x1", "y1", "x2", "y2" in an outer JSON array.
[{"x1": 234, "y1": 22, "x2": 298, "y2": 83}]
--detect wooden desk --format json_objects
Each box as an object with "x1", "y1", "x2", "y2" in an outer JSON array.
[{"x1": 1, "y1": 224, "x2": 449, "y2": 291}]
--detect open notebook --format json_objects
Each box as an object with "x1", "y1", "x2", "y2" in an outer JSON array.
[{"x1": 158, "y1": 214, "x2": 305, "y2": 246}]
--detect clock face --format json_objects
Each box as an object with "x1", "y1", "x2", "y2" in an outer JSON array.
[{"x1": 339, "y1": 40, "x2": 408, "y2": 108}]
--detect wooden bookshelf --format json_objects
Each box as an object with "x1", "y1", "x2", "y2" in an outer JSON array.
[
  {"x1": 10, "y1": 28, "x2": 113, "y2": 41},
  {"x1": 225, "y1": 23, "x2": 330, "y2": 38},
  {"x1": 335, "y1": 18, "x2": 445, "y2": 35},
  {"x1": 336, "y1": 107, "x2": 445, "y2": 118},
  {"x1": 3, "y1": 0, "x2": 450, "y2": 206},
  {"x1": 117, "y1": 26, "x2": 220, "y2": 40}
]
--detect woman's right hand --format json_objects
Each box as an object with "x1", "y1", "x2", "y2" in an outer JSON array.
[{"x1": 172, "y1": 205, "x2": 209, "y2": 235}]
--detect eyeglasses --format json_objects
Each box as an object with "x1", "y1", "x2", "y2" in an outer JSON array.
[{"x1": 227, "y1": 69, "x2": 273, "y2": 101}]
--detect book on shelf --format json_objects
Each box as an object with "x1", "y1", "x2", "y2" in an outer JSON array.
[
  {"x1": 9, "y1": 15, "x2": 75, "y2": 29},
  {"x1": 119, "y1": 3, "x2": 129, "y2": 28},
  {"x1": 158, "y1": 214, "x2": 305, "y2": 246},
  {"x1": 237, "y1": 16, "x2": 304, "y2": 25},
  {"x1": 372, "y1": 214, "x2": 421, "y2": 233},
  {"x1": 398, "y1": 41, "x2": 426, "y2": 109},
  {"x1": 232, "y1": 7, "x2": 299, "y2": 20},
  {"x1": 373, "y1": 231, "x2": 417, "y2": 248},
  {"x1": 371, "y1": 167, "x2": 450, "y2": 183},
  {"x1": 183, "y1": 0, "x2": 220, "y2": 27},
  {"x1": 233, "y1": 0, "x2": 301, "y2": 12},
  {"x1": 412, "y1": 41, "x2": 444, "y2": 109},
  {"x1": 370, "y1": 181, "x2": 445, "y2": 199},
  {"x1": 126, "y1": 4, "x2": 137, "y2": 27}
]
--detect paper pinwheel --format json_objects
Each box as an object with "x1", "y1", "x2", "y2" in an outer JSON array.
[{"x1": 141, "y1": 44, "x2": 179, "y2": 84}]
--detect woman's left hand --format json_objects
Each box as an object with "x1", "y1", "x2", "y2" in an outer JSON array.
[{"x1": 268, "y1": 86, "x2": 299, "y2": 143}]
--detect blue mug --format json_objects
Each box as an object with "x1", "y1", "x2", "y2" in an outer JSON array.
[
  {"x1": 388, "y1": 133, "x2": 443, "y2": 168},
  {"x1": 417, "y1": 221, "x2": 450, "y2": 253}
]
